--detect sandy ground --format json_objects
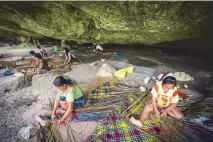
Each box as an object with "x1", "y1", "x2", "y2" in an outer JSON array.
[{"x1": 0, "y1": 45, "x2": 212, "y2": 141}]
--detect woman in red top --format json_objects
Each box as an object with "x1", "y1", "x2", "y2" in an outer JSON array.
[{"x1": 37, "y1": 46, "x2": 47, "y2": 57}]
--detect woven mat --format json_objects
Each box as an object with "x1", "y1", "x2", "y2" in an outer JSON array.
[
  {"x1": 72, "y1": 96, "x2": 131, "y2": 122},
  {"x1": 87, "y1": 115, "x2": 160, "y2": 142},
  {"x1": 72, "y1": 111, "x2": 112, "y2": 122},
  {"x1": 89, "y1": 81, "x2": 137, "y2": 99}
]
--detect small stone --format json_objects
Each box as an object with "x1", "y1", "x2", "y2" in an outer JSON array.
[{"x1": 7, "y1": 124, "x2": 13, "y2": 129}]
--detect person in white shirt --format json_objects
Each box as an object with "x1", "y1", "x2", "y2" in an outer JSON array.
[
  {"x1": 96, "y1": 45, "x2": 103, "y2": 52},
  {"x1": 92, "y1": 44, "x2": 103, "y2": 54}
]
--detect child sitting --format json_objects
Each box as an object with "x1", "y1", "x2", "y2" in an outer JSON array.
[
  {"x1": 28, "y1": 50, "x2": 37, "y2": 66},
  {"x1": 130, "y1": 76, "x2": 184, "y2": 127}
]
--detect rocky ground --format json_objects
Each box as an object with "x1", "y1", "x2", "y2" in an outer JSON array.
[{"x1": 0, "y1": 45, "x2": 212, "y2": 142}]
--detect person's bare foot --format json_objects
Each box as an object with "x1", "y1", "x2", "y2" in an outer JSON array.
[{"x1": 130, "y1": 116, "x2": 143, "y2": 127}]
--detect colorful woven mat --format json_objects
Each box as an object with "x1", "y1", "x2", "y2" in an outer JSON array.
[
  {"x1": 87, "y1": 115, "x2": 160, "y2": 142},
  {"x1": 90, "y1": 81, "x2": 117, "y2": 97},
  {"x1": 88, "y1": 96, "x2": 130, "y2": 110},
  {"x1": 72, "y1": 96, "x2": 131, "y2": 122},
  {"x1": 115, "y1": 79, "x2": 141, "y2": 88},
  {"x1": 90, "y1": 81, "x2": 136, "y2": 98},
  {"x1": 72, "y1": 111, "x2": 112, "y2": 122},
  {"x1": 99, "y1": 82, "x2": 116, "y2": 90}
]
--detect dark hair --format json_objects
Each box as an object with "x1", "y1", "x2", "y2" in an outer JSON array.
[
  {"x1": 37, "y1": 45, "x2": 41, "y2": 49},
  {"x1": 53, "y1": 76, "x2": 73, "y2": 87},
  {"x1": 63, "y1": 48, "x2": 69, "y2": 56},
  {"x1": 34, "y1": 53, "x2": 42, "y2": 59},
  {"x1": 29, "y1": 50, "x2": 35, "y2": 55},
  {"x1": 162, "y1": 76, "x2": 177, "y2": 86}
]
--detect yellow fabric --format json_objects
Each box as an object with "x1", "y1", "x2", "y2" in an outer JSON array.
[
  {"x1": 125, "y1": 66, "x2": 134, "y2": 74},
  {"x1": 114, "y1": 69, "x2": 127, "y2": 78},
  {"x1": 114, "y1": 66, "x2": 134, "y2": 78}
]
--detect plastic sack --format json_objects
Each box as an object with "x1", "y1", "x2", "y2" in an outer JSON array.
[
  {"x1": 114, "y1": 66, "x2": 134, "y2": 78},
  {"x1": 113, "y1": 52, "x2": 124, "y2": 56},
  {"x1": 17, "y1": 125, "x2": 32, "y2": 140},
  {"x1": 3, "y1": 71, "x2": 14, "y2": 76}
]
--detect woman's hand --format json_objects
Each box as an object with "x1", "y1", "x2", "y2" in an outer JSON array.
[
  {"x1": 154, "y1": 108, "x2": 160, "y2": 117},
  {"x1": 160, "y1": 109, "x2": 167, "y2": 118},
  {"x1": 52, "y1": 113, "x2": 56, "y2": 120},
  {"x1": 57, "y1": 119, "x2": 64, "y2": 124}
]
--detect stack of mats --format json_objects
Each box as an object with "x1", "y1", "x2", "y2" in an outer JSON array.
[{"x1": 86, "y1": 115, "x2": 161, "y2": 142}]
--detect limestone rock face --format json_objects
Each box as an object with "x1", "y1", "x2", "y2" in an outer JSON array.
[{"x1": 0, "y1": 1, "x2": 212, "y2": 44}]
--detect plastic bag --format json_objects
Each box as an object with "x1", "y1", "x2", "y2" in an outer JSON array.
[{"x1": 17, "y1": 125, "x2": 32, "y2": 140}]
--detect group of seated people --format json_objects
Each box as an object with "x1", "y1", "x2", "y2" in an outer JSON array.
[
  {"x1": 28, "y1": 45, "x2": 184, "y2": 125},
  {"x1": 28, "y1": 46, "x2": 49, "y2": 74},
  {"x1": 28, "y1": 46, "x2": 78, "y2": 74},
  {"x1": 51, "y1": 75, "x2": 184, "y2": 125}
]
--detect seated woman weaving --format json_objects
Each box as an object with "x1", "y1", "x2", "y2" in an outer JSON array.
[
  {"x1": 23, "y1": 53, "x2": 50, "y2": 74},
  {"x1": 63, "y1": 48, "x2": 77, "y2": 68},
  {"x1": 52, "y1": 76, "x2": 86, "y2": 124},
  {"x1": 34, "y1": 53, "x2": 50, "y2": 74},
  {"x1": 130, "y1": 76, "x2": 184, "y2": 127}
]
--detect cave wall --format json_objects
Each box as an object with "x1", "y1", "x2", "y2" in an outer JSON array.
[{"x1": 0, "y1": 1, "x2": 212, "y2": 44}]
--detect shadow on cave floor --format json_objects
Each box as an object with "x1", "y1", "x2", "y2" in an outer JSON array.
[
  {"x1": 77, "y1": 38, "x2": 213, "y2": 96},
  {"x1": 101, "y1": 37, "x2": 213, "y2": 71}
]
